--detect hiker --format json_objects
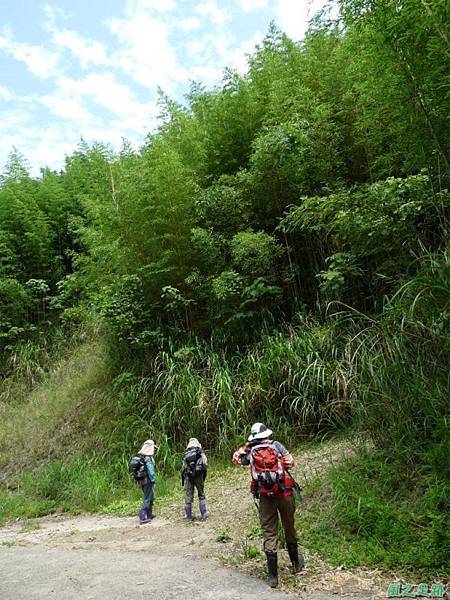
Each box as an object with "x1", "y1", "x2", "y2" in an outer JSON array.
[
  {"x1": 129, "y1": 439, "x2": 157, "y2": 524},
  {"x1": 181, "y1": 437, "x2": 208, "y2": 521},
  {"x1": 232, "y1": 423, "x2": 304, "y2": 588}
]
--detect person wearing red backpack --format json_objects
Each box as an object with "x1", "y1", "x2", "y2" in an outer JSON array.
[{"x1": 232, "y1": 423, "x2": 304, "y2": 588}]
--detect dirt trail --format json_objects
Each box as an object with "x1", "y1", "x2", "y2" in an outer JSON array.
[{"x1": 0, "y1": 439, "x2": 384, "y2": 600}]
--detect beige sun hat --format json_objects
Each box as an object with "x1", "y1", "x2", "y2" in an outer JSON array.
[
  {"x1": 186, "y1": 437, "x2": 202, "y2": 449},
  {"x1": 139, "y1": 439, "x2": 156, "y2": 456}
]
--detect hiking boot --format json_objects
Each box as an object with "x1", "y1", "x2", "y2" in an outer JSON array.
[
  {"x1": 148, "y1": 505, "x2": 156, "y2": 520},
  {"x1": 138, "y1": 508, "x2": 151, "y2": 524},
  {"x1": 265, "y1": 551, "x2": 278, "y2": 588},
  {"x1": 199, "y1": 500, "x2": 209, "y2": 520},
  {"x1": 287, "y1": 543, "x2": 304, "y2": 574},
  {"x1": 185, "y1": 504, "x2": 193, "y2": 521}
]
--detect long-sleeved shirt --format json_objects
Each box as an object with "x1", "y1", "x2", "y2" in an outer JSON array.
[{"x1": 144, "y1": 456, "x2": 156, "y2": 483}]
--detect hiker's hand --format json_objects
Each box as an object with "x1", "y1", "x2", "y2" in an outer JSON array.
[
  {"x1": 232, "y1": 445, "x2": 249, "y2": 465},
  {"x1": 282, "y1": 452, "x2": 294, "y2": 469}
]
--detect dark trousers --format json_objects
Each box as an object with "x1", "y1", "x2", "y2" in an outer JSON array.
[
  {"x1": 258, "y1": 494, "x2": 297, "y2": 553},
  {"x1": 142, "y1": 481, "x2": 154, "y2": 512},
  {"x1": 184, "y1": 474, "x2": 205, "y2": 506}
]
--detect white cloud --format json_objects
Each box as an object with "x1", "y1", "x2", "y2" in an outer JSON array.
[
  {"x1": 237, "y1": 0, "x2": 268, "y2": 12},
  {"x1": 84, "y1": 73, "x2": 156, "y2": 125},
  {"x1": 195, "y1": 1, "x2": 231, "y2": 26},
  {"x1": 226, "y1": 32, "x2": 263, "y2": 73},
  {"x1": 0, "y1": 3, "x2": 171, "y2": 173},
  {"x1": 0, "y1": 108, "x2": 30, "y2": 134},
  {"x1": 178, "y1": 17, "x2": 202, "y2": 31},
  {"x1": 275, "y1": 0, "x2": 326, "y2": 40},
  {"x1": 183, "y1": 32, "x2": 228, "y2": 85},
  {"x1": 43, "y1": 3, "x2": 71, "y2": 29},
  {"x1": 39, "y1": 92, "x2": 93, "y2": 122},
  {"x1": 107, "y1": 9, "x2": 186, "y2": 92},
  {"x1": 186, "y1": 38, "x2": 207, "y2": 59},
  {"x1": 0, "y1": 109, "x2": 70, "y2": 175},
  {"x1": 44, "y1": 4, "x2": 109, "y2": 69},
  {"x1": 51, "y1": 30, "x2": 109, "y2": 68},
  {"x1": 187, "y1": 31, "x2": 229, "y2": 63},
  {"x1": 189, "y1": 64, "x2": 223, "y2": 86},
  {"x1": 0, "y1": 99, "x2": 148, "y2": 176},
  {"x1": 76, "y1": 73, "x2": 136, "y2": 114},
  {"x1": 30, "y1": 128, "x2": 81, "y2": 173},
  {"x1": 0, "y1": 85, "x2": 13, "y2": 101},
  {"x1": 185, "y1": 29, "x2": 261, "y2": 82},
  {"x1": 9, "y1": 68, "x2": 157, "y2": 170},
  {"x1": 0, "y1": 28, "x2": 60, "y2": 78},
  {"x1": 134, "y1": 0, "x2": 177, "y2": 12},
  {"x1": 77, "y1": 125, "x2": 130, "y2": 146},
  {"x1": 110, "y1": 111, "x2": 157, "y2": 136},
  {"x1": 36, "y1": 72, "x2": 158, "y2": 137}
]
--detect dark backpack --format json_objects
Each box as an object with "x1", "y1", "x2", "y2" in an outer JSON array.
[
  {"x1": 183, "y1": 447, "x2": 205, "y2": 479},
  {"x1": 129, "y1": 454, "x2": 147, "y2": 483}
]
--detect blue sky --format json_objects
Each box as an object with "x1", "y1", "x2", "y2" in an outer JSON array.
[{"x1": 0, "y1": 0, "x2": 331, "y2": 174}]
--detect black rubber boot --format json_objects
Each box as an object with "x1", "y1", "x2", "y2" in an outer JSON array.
[
  {"x1": 265, "y1": 551, "x2": 278, "y2": 588},
  {"x1": 287, "y1": 543, "x2": 304, "y2": 574}
]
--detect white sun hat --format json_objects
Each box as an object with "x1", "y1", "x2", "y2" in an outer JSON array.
[{"x1": 248, "y1": 422, "x2": 273, "y2": 442}]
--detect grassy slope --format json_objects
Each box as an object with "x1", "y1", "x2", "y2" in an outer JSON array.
[
  {"x1": 0, "y1": 340, "x2": 112, "y2": 474},
  {"x1": 0, "y1": 339, "x2": 126, "y2": 519}
]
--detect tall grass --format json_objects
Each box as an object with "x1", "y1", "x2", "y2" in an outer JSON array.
[
  {"x1": 347, "y1": 249, "x2": 450, "y2": 472},
  {"x1": 298, "y1": 249, "x2": 450, "y2": 575},
  {"x1": 108, "y1": 321, "x2": 353, "y2": 466}
]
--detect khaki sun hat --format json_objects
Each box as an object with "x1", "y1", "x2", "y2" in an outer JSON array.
[
  {"x1": 186, "y1": 437, "x2": 202, "y2": 449},
  {"x1": 139, "y1": 439, "x2": 156, "y2": 456}
]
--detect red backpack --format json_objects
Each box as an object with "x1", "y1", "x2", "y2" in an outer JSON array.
[{"x1": 249, "y1": 443, "x2": 293, "y2": 497}]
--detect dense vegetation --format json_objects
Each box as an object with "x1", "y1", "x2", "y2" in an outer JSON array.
[{"x1": 1, "y1": 0, "x2": 449, "y2": 575}]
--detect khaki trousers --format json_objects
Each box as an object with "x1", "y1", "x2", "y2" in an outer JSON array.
[{"x1": 258, "y1": 494, "x2": 297, "y2": 552}]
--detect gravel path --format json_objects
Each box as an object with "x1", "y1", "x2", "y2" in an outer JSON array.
[
  {"x1": 0, "y1": 512, "x2": 376, "y2": 600},
  {"x1": 0, "y1": 440, "x2": 382, "y2": 600},
  {"x1": 1, "y1": 544, "x2": 296, "y2": 600}
]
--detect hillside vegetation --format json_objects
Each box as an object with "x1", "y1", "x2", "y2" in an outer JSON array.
[{"x1": 0, "y1": 0, "x2": 449, "y2": 576}]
